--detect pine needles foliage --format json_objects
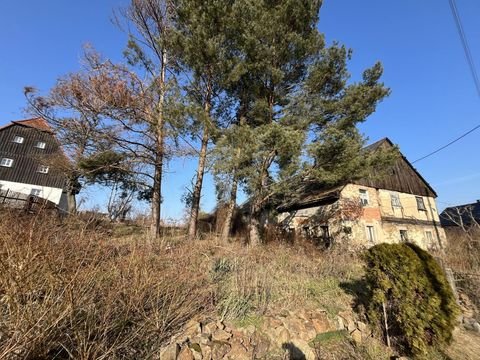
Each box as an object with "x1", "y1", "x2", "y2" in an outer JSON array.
[{"x1": 363, "y1": 243, "x2": 460, "y2": 358}]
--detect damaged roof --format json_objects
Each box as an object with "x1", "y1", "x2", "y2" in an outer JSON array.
[{"x1": 278, "y1": 137, "x2": 438, "y2": 212}]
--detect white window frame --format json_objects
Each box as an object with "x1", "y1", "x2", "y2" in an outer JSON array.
[
  {"x1": 38, "y1": 165, "x2": 49, "y2": 174},
  {"x1": 366, "y1": 225, "x2": 376, "y2": 243},
  {"x1": 13, "y1": 136, "x2": 24, "y2": 144},
  {"x1": 359, "y1": 189, "x2": 369, "y2": 206},
  {"x1": 390, "y1": 192, "x2": 402, "y2": 208},
  {"x1": 30, "y1": 189, "x2": 41, "y2": 197},
  {"x1": 35, "y1": 141, "x2": 46, "y2": 149},
  {"x1": 0, "y1": 158, "x2": 13, "y2": 167}
]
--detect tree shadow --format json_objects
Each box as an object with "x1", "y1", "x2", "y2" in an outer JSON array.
[
  {"x1": 339, "y1": 278, "x2": 370, "y2": 315},
  {"x1": 282, "y1": 342, "x2": 306, "y2": 360}
]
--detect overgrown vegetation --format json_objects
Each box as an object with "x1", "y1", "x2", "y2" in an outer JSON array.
[
  {"x1": 363, "y1": 243, "x2": 460, "y2": 358},
  {"x1": 0, "y1": 210, "x2": 362, "y2": 359},
  {"x1": 443, "y1": 227, "x2": 480, "y2": 319},
  {"x1": 26, "y1": 0, "x2": 393, "y2": 243},
  {"x1": 2, "y1": 210, "x2": 478, "y2": 359},
  {"x1": 0, "y1": 211, "x2": 212, "y2": 359}
]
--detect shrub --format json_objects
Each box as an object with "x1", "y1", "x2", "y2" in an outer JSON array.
[
  {"x1": 0, "y1": 210, "x2": 213, "y2": 359},
  {"x1": 363, "y1": 243, "x2": 460, "y2": 357}
]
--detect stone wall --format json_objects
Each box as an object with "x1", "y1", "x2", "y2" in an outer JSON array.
[{"x1": 278, "y1": 183, "x2": 447, "y2": 250}]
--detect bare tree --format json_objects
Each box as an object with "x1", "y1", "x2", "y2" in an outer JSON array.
[
  {"x1": 117, "y1": 0, "x2": 179, "y2": 238},
  {"x1": 442, "y1": 205, "x2": 480, "y2": 247}
]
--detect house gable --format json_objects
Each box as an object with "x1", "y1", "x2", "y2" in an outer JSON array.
[
  {"x1": 355, "y1": 138, "x2": 437, "y2": 198},
  {"x1": 278, "y1": 138, "x2": 437, "y2": 212},
  {"x1": 0, "y1": 119, "x2": 66, "y2": 189}
]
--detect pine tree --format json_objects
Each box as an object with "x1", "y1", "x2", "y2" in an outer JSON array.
[
  {"x1": 213, "y1": 1, "x2": 391, "y2": 245},
  {"x1": 363, "y1": 243, "x2": 459, "y2": 357},
  {"x1": 174, "y1": 0, "x2": 233, "y2": 241}
]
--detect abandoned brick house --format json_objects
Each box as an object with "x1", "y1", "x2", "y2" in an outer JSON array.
[
  {"x1": 277, "y1": 138, "x2": 447, "y2": 250},
  {"x1": 0, "y1": 117, "x2": 68, "y2": 211}
]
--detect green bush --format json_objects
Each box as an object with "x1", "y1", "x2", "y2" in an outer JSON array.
[{"x1": 363, "y1": 243, "x2": 459, "y2": 358}]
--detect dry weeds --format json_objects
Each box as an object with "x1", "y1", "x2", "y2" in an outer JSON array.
[
  {"x1": 442, "y1": 228, "x2": 480, "y2": 317},
  {"x1": 0, "y1": 210, "x2": 362, "y2": 359}
]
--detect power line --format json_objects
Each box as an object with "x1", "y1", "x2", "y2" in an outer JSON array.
[
  {"x1": 412, "y1": 0, "x2": 480, "y2": 164},
  {"x1": 449, "y1": 0, "x2": 480, "y2": 97},
  {"x1": 412, "y1": 124, "x2": 480, "y2": 163}
]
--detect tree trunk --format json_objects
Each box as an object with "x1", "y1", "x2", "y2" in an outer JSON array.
[
  {"x1": 67, "y1": 191, "x2": 76, "y2": 215},
  {"x1": 150, "y1": 50, "x2": 167, "y2": 239},
  {"x1": 66, "y1": 176, "x2": 78, "y2": 215},
  {"x1": 187, "y1": 83, "x2": 212, "y2": 241},
  {"x1": 248, "y1": 196, "x2": 262, "y2": 246},
  {"x1": 220, "y1": 175, "x2": 238, "y2": 242},
  {"x1": 187, "y1": 126, "x2": 209, "y2": 240},
  {"x1": 150, "y1": 155, "x2": 163, "y2": 238},
  {"x1": 247, "y1": 154, "x2": 273, "y2": 246}
]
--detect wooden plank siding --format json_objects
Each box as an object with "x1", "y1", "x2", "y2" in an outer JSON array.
[
  {"x1": 0, "y1": 124, "x2": 66, "y2": 188},
  {"x1": 356, "y1": 138, "x2": 436, "y2": 198},
  {"x1": 356, "y1": 156, "x2": 436, "y2": 197},
  {"x1": 278, "y1": 138, "x2": 437, "y2": 212}
]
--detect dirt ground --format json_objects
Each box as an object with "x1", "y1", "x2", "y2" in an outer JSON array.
[{"x1": 445, "y1": 329, "x2": 480, "y2": 360}]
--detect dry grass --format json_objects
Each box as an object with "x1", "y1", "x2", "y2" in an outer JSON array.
[
  {"x1": 0, "y1": 210, "x2": 213, "y2": 359},
  {"x1": 442, "y1": 228, "x2": 480, "y2": 317},
  {"x1": 0, "y1": 210, "x2": 362, "y2": 359},
  {"x1": 210, "y1": 240, "x2": 361, "y2": 321}
]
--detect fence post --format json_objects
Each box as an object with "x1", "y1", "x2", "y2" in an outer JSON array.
[
  {"x1": 444, "y1": 267, "x2": 459, "y2": 303},
  {"x1": 436, "y1": 256, "x2": 459, "y2": 303}
]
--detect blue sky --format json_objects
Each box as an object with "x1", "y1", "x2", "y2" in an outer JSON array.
[{"x1": 1, "y1": 0, "x2": 479, "y2": 219}]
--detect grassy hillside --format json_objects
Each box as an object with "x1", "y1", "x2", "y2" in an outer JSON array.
[{"x1": 0, "y1": 210, "x2": 478, "y2": 359}]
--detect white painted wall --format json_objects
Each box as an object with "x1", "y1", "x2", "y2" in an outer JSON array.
[{"x1": 0, "y1": 180, "x2": 63, "y2": 204}]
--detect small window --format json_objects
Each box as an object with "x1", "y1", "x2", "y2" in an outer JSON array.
[
  {"x1": 359, "y1": 189, "x2": 369, "y2": 206},
  {"x1": 0, "y1": 158, "x2": 13, "y2": 167},
  {"x1": 400, "y1": 229, "x2": 409, "y2": 242},
  {"x1": 38, "y1": 165, "x2": 49, "y2": 174},
  {"x1": 390, "y1": 192, "x2": 402, "y2": 208},
  {"x1": 13, "y1": 136, "x2": 24, "y2": 144},
  {"x1": 366, "y1": 225, "x2": 376, "y2": 243},
  {"x1": 35, "y1": 141, "x2": 46, "y2": 149},
  {"x1": 31, "y1": 189, "x2": 41, "y2": 197},
  {"x1": 416, "y1": 196, "x2": 426, "y2": 211},
  {"x1": 425, "y1": 231, "x2": 433, "y2": 243}
]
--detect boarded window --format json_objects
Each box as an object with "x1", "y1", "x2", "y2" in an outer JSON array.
[
  {"x1": 359, "y1": 189, "x2": 369, "y2": 206},
  {"x1": 390, "y1": 192, "x2": 402, "y2": 207},
  {"x1": 416, "y1": 196, "x2": 426, "y2": 211}
]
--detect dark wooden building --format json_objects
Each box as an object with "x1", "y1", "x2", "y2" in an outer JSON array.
[{"x1": 0, "y1": 117, "x2": 67, "y2": 210}]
